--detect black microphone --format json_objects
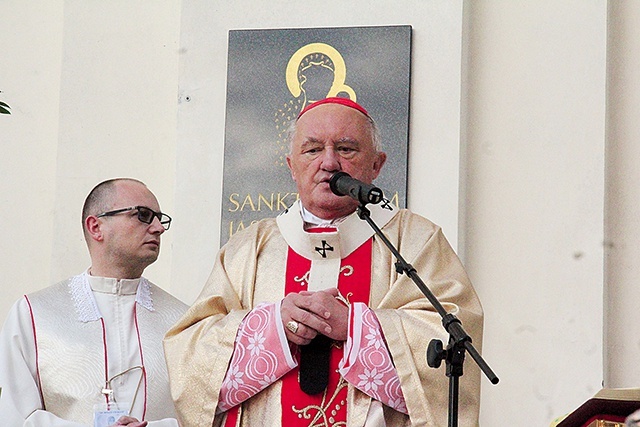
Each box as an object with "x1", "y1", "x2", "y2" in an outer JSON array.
[{"x1": 329, "y1": 172, "x2": 383, "y2": 205}]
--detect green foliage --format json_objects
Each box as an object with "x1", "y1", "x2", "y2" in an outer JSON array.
[{"x1": 0, "y1": 91, "x2": 11, "y2": 114}]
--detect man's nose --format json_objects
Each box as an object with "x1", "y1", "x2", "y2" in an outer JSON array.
[
  {"x1": 320, "y1": 147, "x2": 340, "y2": 171},
  {"x1": 149, "y1": 216, "x2": 166, "y2": 234}
]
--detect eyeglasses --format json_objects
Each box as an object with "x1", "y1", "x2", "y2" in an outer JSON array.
[{"x1": 96, "y1": 206, "x2": 172, "y2": 230}]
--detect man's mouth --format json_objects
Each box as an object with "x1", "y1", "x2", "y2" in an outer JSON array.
[{"x1": 318, "y1": 175, "x2": 334, "y2": 184}]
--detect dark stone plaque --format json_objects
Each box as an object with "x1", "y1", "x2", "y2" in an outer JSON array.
[{"x1": 222, "y1": 25, "x2": 411, "y2": 244}]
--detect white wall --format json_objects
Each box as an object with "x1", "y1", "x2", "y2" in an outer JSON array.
[
  {"x1": 0, "y1": 1, "x2": 624, "y2": 425},
  {"x1": 0, "y1": 0, "x2": 64, "y2": 322},
  {"x1": 462, "y1": 2, "x2": 606, "y2": 424}
]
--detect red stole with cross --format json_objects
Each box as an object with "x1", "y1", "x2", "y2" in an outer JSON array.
[{"x1": 280, "y1": 227, "x2": 372, "y2": 426}]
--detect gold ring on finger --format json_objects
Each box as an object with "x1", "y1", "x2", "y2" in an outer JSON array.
[{"x1": 286, "y1": 320, "x2": 299, "y2": 334}]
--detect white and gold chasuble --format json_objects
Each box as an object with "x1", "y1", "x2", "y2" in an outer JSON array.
[
  {"x1": 0, "y1": 273, "x2": 186, "y2": 426},
  {"x1": 164, "y1": 201, "x2": 484, "y2": 427}
]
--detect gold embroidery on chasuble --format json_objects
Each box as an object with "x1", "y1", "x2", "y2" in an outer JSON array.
[{"x1": 291, "y1": 377, "x2": 349, "y2": 427}]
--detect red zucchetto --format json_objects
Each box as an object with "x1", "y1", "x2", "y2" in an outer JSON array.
[{"x1": 297, "y1": 97, "x2": 369, "y2": 120}]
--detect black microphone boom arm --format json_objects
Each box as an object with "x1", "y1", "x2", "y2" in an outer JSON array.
[{"x1": 355, "y1": 204, "x2": 499, "y2": 427}]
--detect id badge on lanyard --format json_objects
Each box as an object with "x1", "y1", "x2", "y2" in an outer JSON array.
[
  {"x1": 93, "y1": 365, "x2": 144, "y2": 426},
  {"x1": 93, "y1": 402, "x2": 130, "y2": 427}
]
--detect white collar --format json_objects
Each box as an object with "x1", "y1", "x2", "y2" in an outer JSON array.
[
  {"x1": 300, "y1": 205, "x2": 349, "y2": 228},
  {"x1": 69, "y1": 271, "x2": 155, "y2": 322},
  {"x1": 277, "y1": 200, "x2": 398, "y2": 260},
  {"x1": 88, "y1": 274, "x2": 140, "y2": 295}
]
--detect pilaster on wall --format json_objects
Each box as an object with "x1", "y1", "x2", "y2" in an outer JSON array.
[
  {"x1": 462, "y1": 2, "x2": 606, "y2": 424},
  {"x1": 604, "y1": 1, "x2": 640, "y2": 388}
]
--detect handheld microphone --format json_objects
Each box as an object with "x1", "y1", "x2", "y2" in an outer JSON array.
[{"x1": 329, "y1": 172, "x2": 384, "y2": 205}]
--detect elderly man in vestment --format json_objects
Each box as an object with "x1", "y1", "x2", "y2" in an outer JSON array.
[
  {"x1": 0, "y1": 178, "x2": 187, "y2": 427},
  {"x1": 164, "y1": 98, "x2": 484, "y2": 426}
]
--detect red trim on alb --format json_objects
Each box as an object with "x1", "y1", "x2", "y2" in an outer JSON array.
[
  {"x1": 100, "y1": 318, "x2": 110, "y2": 407},
  {"x1": 133, "y1": 305, "x2": 148, "y2": 420},
  {"x1": 24, "y1": 295, "x2": 46, "y2": 409}
]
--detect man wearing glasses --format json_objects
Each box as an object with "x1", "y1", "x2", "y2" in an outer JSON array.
[{"x1": 0, "y1": 178, "x2": 187, "y2": 427}]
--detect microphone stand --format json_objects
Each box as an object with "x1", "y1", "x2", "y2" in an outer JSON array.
[{"x1": 356, "y1": 203, "x2": 499, "y2": 427}]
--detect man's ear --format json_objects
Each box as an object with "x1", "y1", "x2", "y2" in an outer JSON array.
[
  {"x1": 372, "y1": 152, "x2": 387, "y2": 178},
  {"x1": 85, "y1": 216, "x2": 104, "y2": 242},
  {"x1": 286, "y1": 155, "x2": 297, "y2": 182}
]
